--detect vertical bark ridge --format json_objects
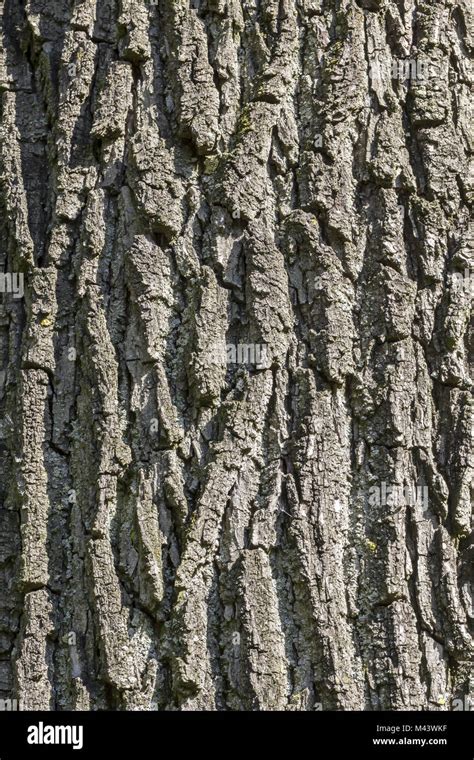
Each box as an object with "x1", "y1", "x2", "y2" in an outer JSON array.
[{"x1": 0, "y1": 0, "x2": 471, "y2": 710}]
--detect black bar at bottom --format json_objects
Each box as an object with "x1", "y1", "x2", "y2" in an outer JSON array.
[{"x1": 0, "y1": 709, "x2": 471, "y2": 757}]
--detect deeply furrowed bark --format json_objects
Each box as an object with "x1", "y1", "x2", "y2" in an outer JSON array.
[{"x1": 0, "y1": 0, "x2": 472, "y2": 711}]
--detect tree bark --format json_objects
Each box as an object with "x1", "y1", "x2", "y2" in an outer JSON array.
[{"x1": 0, "y1": 0, "x2": 472, "y2": 711}]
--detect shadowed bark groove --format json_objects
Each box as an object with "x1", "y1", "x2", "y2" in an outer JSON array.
[{"x1": 0, "y1": 0, "x2": 472, "y2": 711}]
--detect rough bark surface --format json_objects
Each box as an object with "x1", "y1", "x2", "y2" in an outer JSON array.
[{"x1": 0, "y1": 0, "x2": 472, "y2": 711}]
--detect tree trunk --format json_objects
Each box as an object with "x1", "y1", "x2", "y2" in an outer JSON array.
[{"x1": 0, "y1": 0, "x2": 472, "y2": 711}]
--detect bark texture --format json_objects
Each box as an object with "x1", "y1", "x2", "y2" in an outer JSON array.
[{"x1": 0, "y1": 0, "x2": 472, "y2": 711}]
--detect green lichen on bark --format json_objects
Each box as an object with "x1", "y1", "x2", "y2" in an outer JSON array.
[{"x1": 0, "y1": 0, "x2": 472, "y2": 711}]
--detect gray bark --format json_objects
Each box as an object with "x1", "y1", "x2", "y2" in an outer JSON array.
[{"x1": 0, "y1": 0, "x2": 472, "y2": 711}]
